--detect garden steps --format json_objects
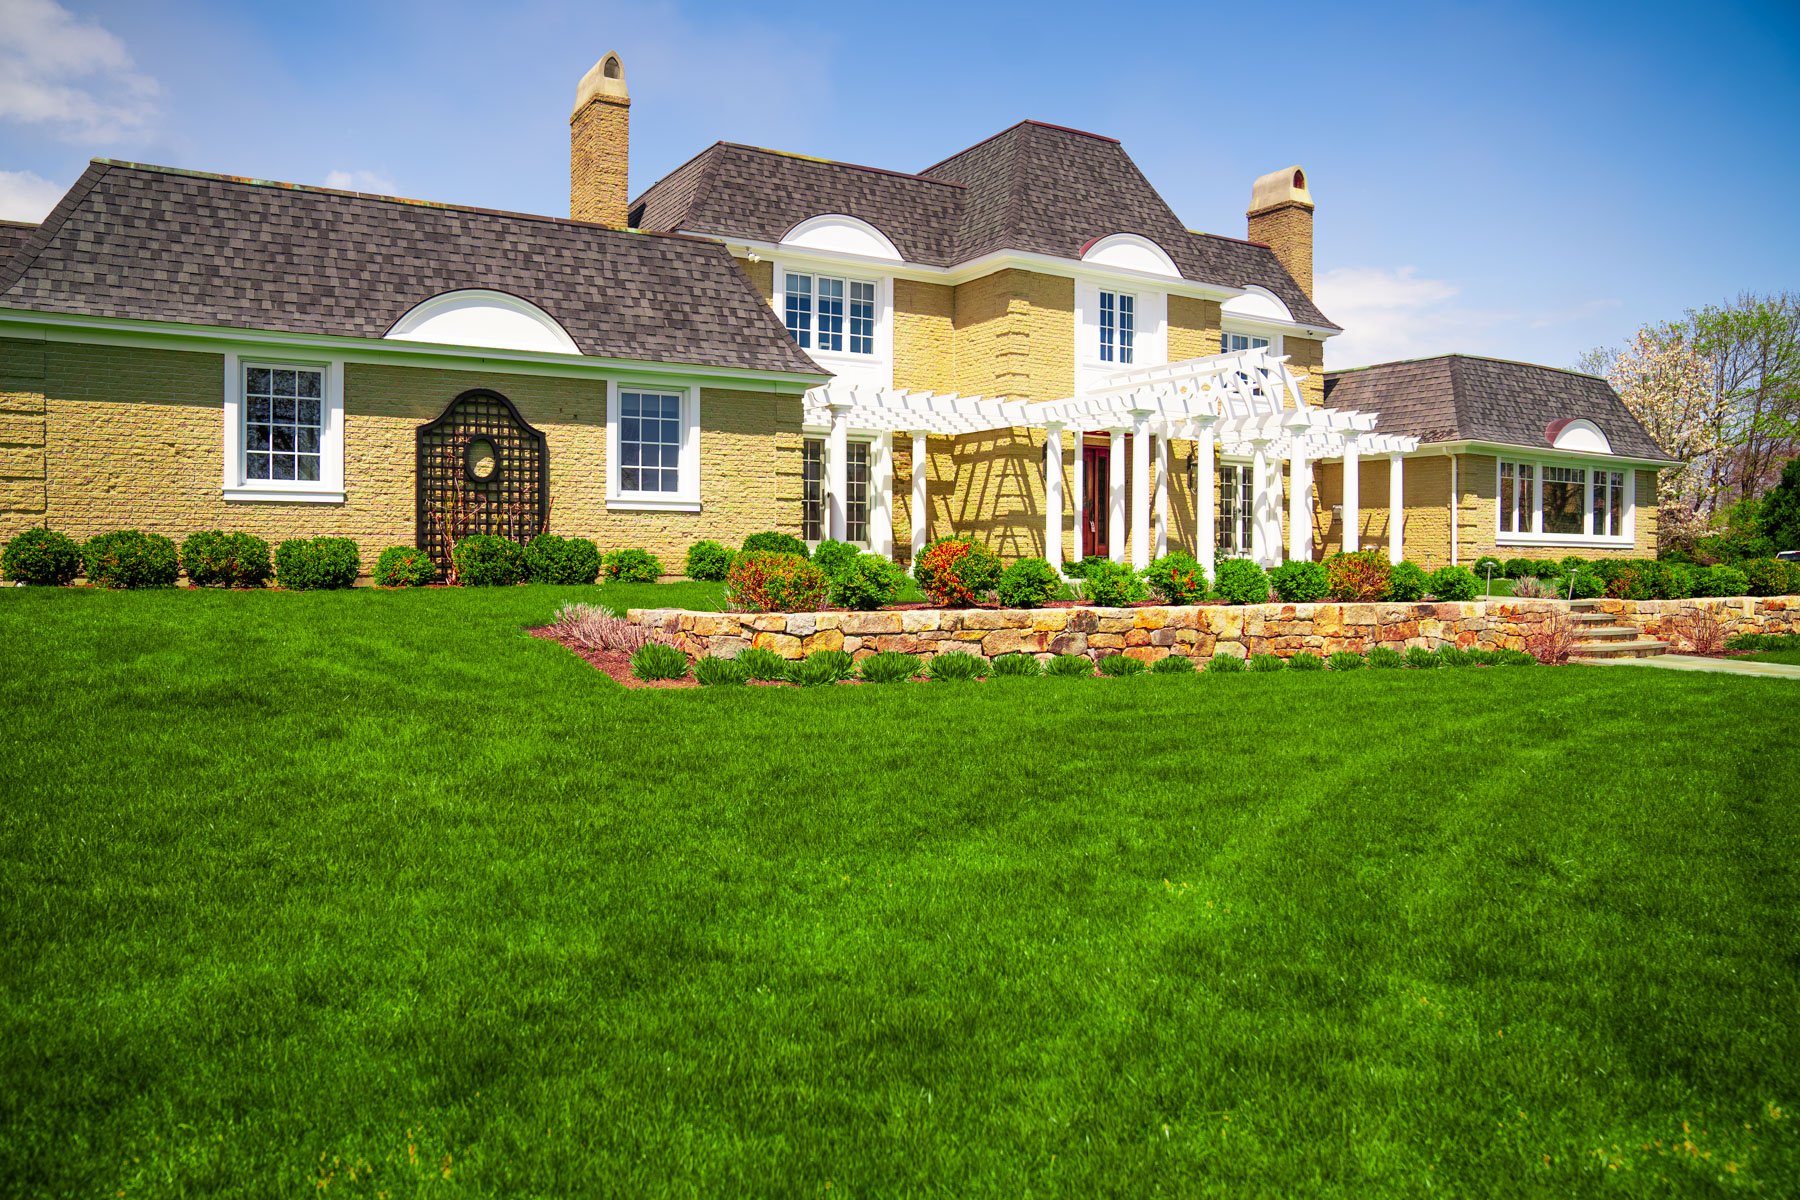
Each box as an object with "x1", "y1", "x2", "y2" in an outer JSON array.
[{"x1": 1566, "y1": 599, "x2": 1671, "y2": 660}]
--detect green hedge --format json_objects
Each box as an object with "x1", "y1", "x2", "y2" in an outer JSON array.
[
  {"x1": 84, "y1": 531, "x2": 180, "y2": 589},
  {"x1": 2, "y1": 528, "x2": 81, "y2": 586}
]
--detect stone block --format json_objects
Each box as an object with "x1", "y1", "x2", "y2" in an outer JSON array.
[
  {"x1": 803, "y1": 629, "x2": 844, "y2": 653},
  {"x1": 1031, "y1": 610, "x2": 1071, "y2": 632},
  {"x1": 901, "y1": 610, "x2": 941, "y2": 633},
  {"x1": 840, "y1": 611, "x2": 902, "y2": 635},
  {"x1": 1090, "y1": 633, "x2": 1125, "y2": 648},
  {"x1": 1133, "y1": 607, "x2": 1172, "y2": 630},
  {"x1": 787, "y1": 613, "x2": 818, "y2": 637},
  {"x1": 1048, "y1": 632, "x2": 1087, "y2": 656},
  {"x1": 982, "y1": 628, "x2": 1045, "y2": 656},
  {"x1": 751, "y1": 631, "x2": 802, "y2": 657}
]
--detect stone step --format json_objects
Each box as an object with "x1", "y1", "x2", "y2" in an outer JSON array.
[
  {"x1": 1576, "y1": 625, "x2": 1643, "y2": 641},
  {"x1": 1570, "y1": 598, "x2": 1601, "y2": 612},
  {"x1": 1571, "y1": 639, "x2": 1672, "y2": 660},
  {"x1": 1571, "y1": 611, "x2": 1619, "y2": 623}
]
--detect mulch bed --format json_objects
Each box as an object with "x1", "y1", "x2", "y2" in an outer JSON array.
[{"x1": 528, "y1": 626, "x2": 698, "y2": 688}]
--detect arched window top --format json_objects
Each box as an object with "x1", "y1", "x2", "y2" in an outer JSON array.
[
  {"x1": 602, "y1": 54, "x2": 622, "y2": 80},
  {"x1": 1221, "y1": 285, "x2": 1293, "y2": 324},
  {"x1": 386, "y1": 289, "x2": 582, "y2": 356},
  {"x1": 1547, "y1": 418, "x2": 1612, "y2": 454},
  {"x1": 780, "y1": 214, "x2": 903, "y2": 261},
  {"x1": 1079, "y1": 232, "x2": 1180, "y2": 279}
]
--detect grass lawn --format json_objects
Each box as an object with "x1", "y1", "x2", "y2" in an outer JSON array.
[
  {"x1": 1739, "y1": 649, "x2": 1800, "y2": 666},
  {"x1": 2, "y1": 584, "x2": 1797, "y2": 1197}
]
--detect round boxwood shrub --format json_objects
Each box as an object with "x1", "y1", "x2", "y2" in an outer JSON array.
[
  {"x1": 1143, "y1": 551, "x2": 1206, "y2": 604},
  {"x1": 1269, "y1": 559, "x2": 1328, "y2": 603},
  {"x1": 913, "y1": 537, "x2": 1002, "y2": 607},
  {"x1": 724, "y1": 551, "x2": 831, "y2": 612},
  {"x1": 1566, "y1": 567, "x2": 1605, "y2": 600},
  {"x1": 84, "y1": 530, "x2": 179, "y2": 589},
  {"x1": 449, "y1": 535, "x2": 526, "y2": 587},
  {"x1": 1065, "y1": 556, "x2": 1110, "y2": 581},
  {"x1": 742, "y1": 531, "x2": 808, "y2": 558},
  {"x1": 373, "y1": 545, "x2": 437, "y2": 587},
  {"x1": 1080, "y1": 559, "x2": 1148, "y2": 606},
  {"x1": 273, "y1": 536, "x2": 360, "y2": 590},
  {"x1": 180, "y1": 531, "x2": 272, "y2": 588},
  {"x1": 832, "y1": 553, "x2": 906, "y2": 611},
  {"x1": 1325, "y1": 550, "x2": 1390, "y2": 601},
  {"x1": 1427, "y1": 565, "x2": 1479, "y2": 602},
  {"x1": 526, "y1": 534, "x2": 601, "y2": 585},
  {"x1": 2, "y1": 527, "x2": 81, "y2": 585},
  {"x1": 603, "y1": 547, "x2": 663, "y2": 583},
  {"x1": 996, "y1": 556, "x2": 1061, "y2": 608},
  {"x1": 1384, "y1": 560, "x2": 1430, "y2": 602},
  {"x1": 685, "y1": 539, "x2": 735, "y2": 582},
  {"x1": 810, "y1": 538, "x2": 861, "y2": 580},
  {"x1": 1213, "y1": 558, "x2": 1271, "y2": 606},
  {"x1": 1471, "y1": 555, "x2": 1504, "y2": 579},
  {"x1": 1502, "y1": 557, "x2": 1537, "y2": 580}
]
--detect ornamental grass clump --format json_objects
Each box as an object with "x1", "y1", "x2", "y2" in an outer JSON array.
[
  {"x1": 736, "y1": 646, "x2": 790, "y2": 681},
  {"x1": 1428, "y1": 565, "x2": 1479, "y2": 602},
  {"x1": 2, "y1": 528, "x2": 81, "y2": 586},
  {"x1": 1288, "y1": 651, "x2": 1324, "y2": 671},
  {"x1": 693, "y1": 654, "x2": 750, "y2": 687},
  {"x1": 809, "y1": 539, "x2": 861, "y2": 581},
  {"x1": 84, "y1": 530, "x2": 180, "y2": 589},
  {"x1": 603, "y1": 547, "x2": 663, "y2": 583},
  {"x1": 1366, "y1": 646, "x2": 1404, "y2": 669},
  {"x1": 724, "y1": 551, "x2": 831, "y2": 612},
  {"x1": 630, "y1": 643, "x2": 689, "y2": 682},
  {"x1": 1150, "y1": 654, "x2": 1196, "y2": 674},
  {"x1": 526, "y1": 534, "x2": 601, "y2": 585},
  {"x1": 990, "y1": 652, "x2": 1043, "y2": 677},
  {"x1": 1207, "y1": 652, "x2": 1246, "y2": 673},
  {"x1": 551, "y1": 601, "x2": 668, "y2": 653},
  {"x1": 1269, "y1": 560, "x2": 1328, "y2": 603},
  {"x1": 785, "y1": 650, "x2": 853, "y2": 687},
  {"x1": 685, "y1": 540, "x2": 735, "y2": 582},
  {"x1": 1213, "y1": 558, "x2": 1271, "y2": 605},
  {"x1": 180, "y1": 531, "x2": 272, "y2": 588},
  {"x1": 1510, "y1": 576, "x2": 1552, "y2": 599},
  {"x1": 449, "y1": 535, "x2": 524, "y2": 587},
  {"x1": 1494, "y1": 648, "x2": 1537, "y2": 667},
  {"x1": 996, "y1": 556, "x2": 1061, "y2": 608},
  {"x1": 1247, "y1": 652, "x2": 1284, "y2": 672},
  {"x1": 925, "y1": 650, "x2": 990, "y2": 682},
  {"x1": 913, "y1": 537, "x2": 1002, "y2": 607},
  {"x1": 857, "y1": 651, "x2": 923, "y2": 684},
  {"x1": 832, "y1": 553, "x2": 906, "y2": 611},
  {"x1": 1097, "y1": 653, "x2": 1146, "y2": 676},
  {"x1": 1325, "y1": 550, "x2": 1390, "y2": 602},
  {"x1": 1079, "y1": 559, "x2": 1148, "y2": 606},
  {"x1": 1143, "y1": 551, "x2": 1207, "y2": 604},
  {"x1": 373, "y1": 545, "x2": 437, "y2": 587},
  {"x1": 1436, "y1": 646, "x2": 1478, "y2": 668},
  {"x1": 1328, "y1": 651, "x2": 1365, "y2": 670},
  {"x1": 1405, "y1": 645, "x2": 1443, "y2": 669},
  {"x1": 1045, "y1": 653, "x2": 1094, "y2": 677}
]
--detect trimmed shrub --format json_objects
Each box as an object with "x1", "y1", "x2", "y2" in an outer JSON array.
[
  {"x1": 991, "y1": 652, "x2": 1043, "y2": 677},
  {"x1": 1690, "y1": 564, "x2": 1748, "y2": 598},
  {"x1": 996, "y1": 556, "x2": 1062, "y2": 608},
  {"x1": 1367, "y1": 646, "x2": 1404, "y2": 669},
  {"x1": 1502, "y1": 557, "x2": 1537, "y2": 580},
  {"x1": 1214, "y1": 558, "x2": 1272, "y2": 606},
  {"x1": 1471, "y1": 555, "x2": 1504, "y2": 579},
  {"x1": 526, "y1": 534, "x2": 601, "y2": 585},
  {"x1": 2, "y1": 527, "x2": 81, "y2": 585},
  {"x1": 1742, "y1": 557, "x2": 1800, "y2": 597},
  {"x1": 737, "y1": 646, "x2": 789, "y2": 681},
  {"x1": 685, "y1": 540, "x2": 735, "y2": 582},
  {"x1": 1045, "y1": 653, "x2": 1095, "y2": 677},
  {"x1": 1326, "y1": 550, "x2": 1390, "y2": 602},
  {"x1": 1143, "y1": 552, "x2": 1207, "y2": 604},
  {"x1": 1288, "y1": 651, "x2": 1324, "y2": 671},
  {"x1": 1328, "y1": 651, "x2": 1365, "y2": 670},
  {"x1": 179, "y1": 532, "x2": 270, "y2": 588},
  {"x1": 374, "y1": 545, "x2": 437, "y2": 587},
  {"x1": 786, "y1": 649, "x2": 854, "y2": 687},
  {"x1": 810, "y1": 539, "x2": 861, "y2": 580},
  {"x1": 1565, "y1": 566, "x2": 1606, "y2": 600},
  {"x1": 1385, "y1": 560, "x2": 1430, "y2": 602},
  {"x1": 1151, "y1": 654, "x2": 1196, "y2": 674},
  {"x1": 449, "y1": 535, "x2": 525, "y2": 588},
  {"x1": 1428, "y1": 565, "x2": 1479, "y2": 602},
  {"x1": 1269, "y1": 560, "x2": 1328, "y2": 603},
  {"x1": 1080, "y1": 559, "x2": 1148, "y2": 606},
  {"x1": 1559, "y1": 555, "x2": 1588, "y2": 574},
  {"x1": 1248, "y1": 653, "x2": 1285, "y2": 672},
  {"x1": 1606, "y1": 559, "x2": 1678, "y2": 601},
  {"x1": 1065, "y1": 556, "x2": 1110, "y2": 580},
  {"x1": 273, "y1": 537, "x2": 360, "y2": 590},
  {"x1": 1530, "y1": 558, "x2": 1566, "y2": 580},
  {"x1": 603, "y1": 547, "x2": 663, "y2": 583},
  {"x1": 832, "y1": 553, "x2": 906, "y2": 611},
  {"x1": 1207, "y1": 652, "x2": 1246, "y2": 673},
  {"x1": 913, "y1": 537, "x2": 1002, "y2": 607},
  {"x1": 630, "y1": 643, "x2": 689, "y2": 682},
  {"x1": 926, "y1": 650, "x2": 989, "y2": 682},
  {"x1": 1404, "y1": 645, "x2": 1442, "y2": 668},
  {"x1": 83, "y1": 530, "x2": 180, "y2": 589},
  {"x1": 742, "y1": 531, "x2": 808, "y2": 558},
  {"x1": 693, "y1": 654, "x2": 750, "y2": 687},
  {"x1": 858, "y1": 651, "x2": 923, "y2": 684},
  {"x1": 1097, "y1": 653, "x2": 1146, "y2": 676},
  {"x1": 724, "y1": 551, "x2": 831, "y2": 612}
]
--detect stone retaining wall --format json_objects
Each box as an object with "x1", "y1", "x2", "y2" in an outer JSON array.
[{"x1": 631, "y1": 596, "x2": 1797, "y2": 664}]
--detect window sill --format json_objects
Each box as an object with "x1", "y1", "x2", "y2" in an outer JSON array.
[
  {"x1": 1496, "y1": 534, "x2": 1633, "y2": 548},
  {"x1": 224, "y1": 486, "x2": 345, "y2": 504},
  {"x1": 607, "y1": 495, "x2": 702, "y2": 513}
]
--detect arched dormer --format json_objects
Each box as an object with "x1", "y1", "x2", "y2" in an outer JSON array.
[
  {"x1": 1080, "y1": 233, "x2": 1180, "y2": 279},
  {"x1": 385, "y1": 289, "x2": 582, "y2": 356},
  {"x1": 1221, "y1": 285, "x2": 1294, "y2": 324},
  {"x1": 780, "y1": 214, "x2": 903, "y2": 261},
  {"x1": 1547, "y1": 418, "x2": 1612, "y2": 454}
]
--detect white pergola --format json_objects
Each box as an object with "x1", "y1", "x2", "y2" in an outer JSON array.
[{"x1": 802, "y1": 348, "x2": 1419, "y2": 576}]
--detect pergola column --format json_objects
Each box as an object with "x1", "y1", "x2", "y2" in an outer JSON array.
[
  {"x1": 1286, "y1": 411, "x2": 1312, "y2": 564},
  {"x1": 1069, "y1": 429, "x2": 1086, "y2": 570},
  {"x1": 1108, "y1": 429, "x2": 1127, "y2": 563},
  {"x1": 909, "y1": 429, "x2": 929, "y2": 562},
  {"x1": 1193, "y1": 416, "x2": 1217, "y2": 581},
  {"x1": 826, "y1": 403, "x2": 851, "y2": 542},
  {"x1": 1152, "y1": 432, "x2": 1169, "y2": 560},
  {"x1": 1342, "y1": 431, "x2": 1361, "y2": 553},
  {"x1": 1388, "y1": 451, "x2": 1405, "y2": 564},
  {"x1": 1249, "y1": 437, "x2": 1272, "y2": 567},
  {"x1": 1130, "y1": 410, "x2": 1152, "y2": 569},
  {"x1": 1043, "y1": 422, "x2": 1064, "y2": 573}
]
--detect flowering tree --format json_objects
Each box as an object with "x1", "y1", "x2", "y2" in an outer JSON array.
[{"x1": 1605, "y1": 322, "x2": 1725, "y2": 514}]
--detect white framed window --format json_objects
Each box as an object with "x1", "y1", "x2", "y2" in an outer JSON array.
[
  {"x1": 607, "y1": 382, "x2": 700, "y2": 511},
  {"x1": 1495, "y1": 457, "x2": 1633, "y2": 545},
  {"x1": 802, "y1": 435, "x2": 873, "y2": 546},
  {"x1": 783, "y1": 271, "x2": 879, "y2": 357},
  {"x1": 222, "y1": 353, "x2": 345, "y2": 503},
  {"x1": 1099, "y1": 290, "x2": 1135, "y2": 364},
  {"x1": 1221, "y1": 330, "x2": 1272, "y2": 354},
  {"x1": 1217, "y1": 461, "x2": 1254, "y2": 556}
]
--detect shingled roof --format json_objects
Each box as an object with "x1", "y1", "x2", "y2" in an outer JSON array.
[
  {"x1": 631, "y1": 120, "x2": 1335, "y2": 330},
  {"x1": 1323, "y1": 355, "x2": 1676, "y2": 461},
  {"x1": 0, "y1": 161, "x2": 825, "y2": 379},
  {"x1": 0, "y1": 220, "x2": 35, "y2": 267}
]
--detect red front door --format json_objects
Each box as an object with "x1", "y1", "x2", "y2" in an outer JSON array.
[{"x1": 1083, "y1": 444, "x2": 1108, "y2": 559}]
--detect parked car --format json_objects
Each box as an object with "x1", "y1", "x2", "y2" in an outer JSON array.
[{"x1": 1779, "y1": 550, "x2": 1800, "y2": 562}]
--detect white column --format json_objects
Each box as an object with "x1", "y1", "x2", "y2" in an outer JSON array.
[
  {"x1": 1130, "y1": 412, "x2": 1152, "y2": 570},
  {"x1": 909, "y1": 429, "x2": 929, "y2": 563},
  {"x1": 826, "y1": 405, "x2": 850, "y2": 542},
  {"x1": 1342, "y1": 432, "x2": 1361, "y2": 553},
  {"x1": 1249, "y1": 439, "x2": 1270, "y2": 567},
  {"x1": 1108, "y1": 429, "x2": 1127, "y2": 563},
  {"x1": 1388, "y1": 451, "x2": 1405, "y2": 565},
  {"x1": 1153, "y1": 432, "x2": 1169, "y2": 560},
  {"x1": 1288, "y1": 445, "x2": 1311, "y2": 563},
  {"x1": 1043, "y1": 422, "x2": 1064, "y2": 573},
  {"x1": 1194, "y1": 418, "x2": 1216, "y2": 582},
  {"x1": 1069, "y1": 429, "x2": 1086, "y2": 570}
]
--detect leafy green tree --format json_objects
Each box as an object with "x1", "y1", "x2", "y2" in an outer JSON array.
[{"x1": 1760, "y1": 456, "x2": 1800, "y2": 552}]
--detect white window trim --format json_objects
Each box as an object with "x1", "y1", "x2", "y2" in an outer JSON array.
[
  {"x1": 1220, "y1": 325, "x2": 1282, "y2": 357},
  {"x1": 799, "y1": 427, "x2": 892, "y2": 555},
  {"x1": 222, "y1": 352, "x2": 345, "y2": 503},
  {"x1": 1074, "y1": 279, "x2": 1167, "y2": 392},
  {"x1": 606, "y1": 380, "x2": 701, "y2": 512},
  {"x1": 772, "y1": 258, "x2": 894, "y2": 387},
  {"x1": 1494, "y1": 455, "x2": 1635, "y2": 547}
]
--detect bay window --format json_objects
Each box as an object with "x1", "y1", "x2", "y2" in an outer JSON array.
[{"x1": 1496, "y1": 458, "x2": 1631, "y2": 543}]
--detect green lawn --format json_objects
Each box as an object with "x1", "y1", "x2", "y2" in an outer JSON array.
[
  {"x1": 1740, "y1": 649, "x2": 1800, "y2": 666},
  {"x1": 2, "y1": 585, "x2": 1797, "y2": 1198}
]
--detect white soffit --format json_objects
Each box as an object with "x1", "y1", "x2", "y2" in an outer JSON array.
[
  {"x1": 1081, "y1": 233, "x2": 1180, "y2": 279},
  {"x1": 387, "y1": 289, "x2": 582, "y2": 356},
  {"x1": 780, "y1": 214, "x2": 903, "y2": 261},
  {"x1": 1221, "y1": 284, "x2": 1293, "y2": 324}
]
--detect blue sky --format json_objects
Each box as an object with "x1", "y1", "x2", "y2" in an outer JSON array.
[{"x1": 2, "y1": 0, "x2": 1796, "y2": 368}]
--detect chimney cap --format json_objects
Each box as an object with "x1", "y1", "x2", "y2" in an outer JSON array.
[
  {"x1": 574, "y1": 51, "x2": 628, "y2": 113},
  {"x1": 1249, "y1": 165, "x2": 1312, "y2": 214}
]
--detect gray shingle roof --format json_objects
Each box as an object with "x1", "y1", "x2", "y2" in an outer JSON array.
[
  {"x1": 631, "y1": 121, "x2": 1336, "y2": 330},
  {"x1": 0, "y1": 161, "x2": 826, "y2": 379},
  {"x1": 1324, "y1": 354, "x2": 1676, "y2": 461},
  {"x1": 0, "y1": 220, "x2": 35, "y2": 268}
]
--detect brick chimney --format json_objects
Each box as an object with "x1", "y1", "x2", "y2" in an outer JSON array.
[
  {"x1": 1247, "y1": 166, "x2": 1314, "y2": 297},
  {"x1": 570, "y1": 51, "x2": 630, "y2": 227}
]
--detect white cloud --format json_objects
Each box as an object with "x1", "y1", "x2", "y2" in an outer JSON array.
[
  {"x1": 0, "y1": 0, "x2": 160, "y2": 142},
  {"x1": 0, "y1": 168, "x2": 68, "y2": 221},
  {"x1": 324, "y1": 169, "x2": 399, "y2": 195}
]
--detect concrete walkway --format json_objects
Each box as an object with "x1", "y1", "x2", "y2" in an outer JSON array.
[{"x1": 1579, "y1": 653, "x2": 1800, "y2": 679}]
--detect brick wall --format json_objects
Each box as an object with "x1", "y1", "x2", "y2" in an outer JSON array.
[
  {"x1": 0, "y1": 337, "x2": 47, "y2": 536},
  {"x1": 570, "y1": 95, "x2": 630, "y2": 227}
]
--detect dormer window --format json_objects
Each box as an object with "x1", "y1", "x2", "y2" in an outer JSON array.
[
  {"x1": 784, "y1": 271, "x2": 876, "y2": 355},
  {"x1": 1099, "y1": 290, "x2": 1135, "y2": 364}
]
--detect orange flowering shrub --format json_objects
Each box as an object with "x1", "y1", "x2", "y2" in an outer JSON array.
[
  {"x1": 913, "y1": 537, "x2": 1002, "y2": 607},
  {"x1": 1325, "y1": 550, "x2": 1391, "y2": 601},
  {"x1": 724, "y1": 551, "x2": 831, "y2": 612}
]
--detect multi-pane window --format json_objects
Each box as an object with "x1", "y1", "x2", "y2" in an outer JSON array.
[
  {"x1": 619, "y1": 390, "x2": 682, "y2": 494},
  {"x1": 1221, "y1": 332, "x2": 1271, "y2": 354},
  {"x1": 1499, "y1": 459, "x2": 1629, "y2": 540},
  {"x1": 803, "y1": 438, "x2": 824, "y2": 541},
  {"x1": 1541, "y1": 466, "x2": 1586, "y2": 535},
  {"x1": 845, "y1": 441, "x2": 870, "y2": 544},
  {"x1": 784, "y1": 273, "x2": 877, "y2": 355},
  {"x1": 1499, "y1": 461, "x2": 1536, "y2": 534},
  {"x1": 244, "y1": 364, "x2": 323, "y2": 482},
  {"x1": 1099, "y1": 290, "x2": 1135, "y2": 364},
  {"x1": 1217, "y1": 462, "x2": 1253, "y2": 556},
  {"x1": 1593, "y1": 469, "x2": 1625, "y2": 537},
  {"x1": 801, "y1": 435, "x2": 872, "y2": 545}
]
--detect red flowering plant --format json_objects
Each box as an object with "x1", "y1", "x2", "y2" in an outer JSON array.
[
  {"x1": 723, "y1": 551, "x2": 831, "y2": 612},
  {"x1": 1324, "y1": 550, "x2": 1391, "y2": 601},
  {"x1": 912, "y1": 537, "x2": 1002, "y2": 607},
  {"x1": 1144, "y1": 552, "x2": 1206, "y2": 604}
]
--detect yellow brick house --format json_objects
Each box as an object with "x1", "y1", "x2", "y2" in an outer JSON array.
[{"x1": 0, "y1": 49, "x2": 1673, "y2": 577}]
